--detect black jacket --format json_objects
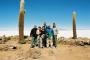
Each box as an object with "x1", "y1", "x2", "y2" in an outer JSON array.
[{"x1": 30, "y1": 28, "x2": 37, "y2": 37}]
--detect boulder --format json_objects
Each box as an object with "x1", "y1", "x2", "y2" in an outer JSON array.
[{"x1": 79, "y1": 41, "x2": 84, "y2": 46}]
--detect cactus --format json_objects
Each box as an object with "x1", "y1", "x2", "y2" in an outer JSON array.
[
  {"x1": 19, "y1": 0, "x2": 25, "y2": 41},
  {"x1": 72, "y1": 11, "x2": 77, "y2": 39}
]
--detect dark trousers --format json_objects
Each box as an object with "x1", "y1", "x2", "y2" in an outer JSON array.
[
  {"x1": 42, "y1": 34, "x2": 47, "y2": 47},
  {"x1": 31, "y1": 37, "x2": 37, "y2": 48},
  {"x1": 53, "y1": 35, "x2": 57, "y2": 47}
]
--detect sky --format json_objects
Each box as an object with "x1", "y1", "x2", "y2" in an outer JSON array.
[{"x1": 0, "y1": 0, "x2": 90, "y2": 31}]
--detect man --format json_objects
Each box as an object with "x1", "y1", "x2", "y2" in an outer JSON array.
[
  {"x1": 30, "y1": 25, "x2": 37, "y2": 48},
  {"x1": 46, "y1": 26, "x2": 54, "y2": 48},
  {"x1": 41, "y1": 26, "x2": 47, "y2": 48},
  {"x1": 36, "y1": 26, "x2": 42, "y2": 48},
  {"x1": 42, "y1": 22, "x2": 47, "y2": 47},
  {"x1": 52, "y1": 23, "x2": 58, "y2": 47}
]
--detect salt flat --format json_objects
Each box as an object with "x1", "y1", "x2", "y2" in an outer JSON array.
[{"x1": 0, "y1": 30, "x2": 90, "y2": 38}]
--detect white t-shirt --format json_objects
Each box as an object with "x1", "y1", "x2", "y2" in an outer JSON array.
[{"x1": 53, "y1": 28, "x2": 58, "y2": 35}]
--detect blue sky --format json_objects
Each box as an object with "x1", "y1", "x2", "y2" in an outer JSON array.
[{"x1": 0, "y1": 0, "x2": 90, "y2": 31}]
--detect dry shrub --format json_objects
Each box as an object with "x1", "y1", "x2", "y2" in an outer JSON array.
[
  {"x1": 66, "y1": 40, "x2": 77, "y2": 45},
  {"x1": 58, "y1": 37, "x2": 86, "y2": 45},
  {"x1": 0, "y1": 45, "x2": 9, "y2": 51},
  {"x1": 10, "y1": 36, "x2": 19, "y2": 41},
  {"x1": 48, "y1": 49, "x2": 55, "y2": 56},
  {"x1": 26, "y1": 48, "x2": 41, "y2": 59},
  {"x1": 58, "y1": 37, "x2": 90, "y2": 46},
  {"x1": 59, "y1": 38, "x2": 80, "y2": 46},
  {"x1": 19, "y1": 40, "x2": 26, "y2": 44},
  {"x1": 25, "y1": 37, "x2": 32, "y2": 44},
  {"x1": 57, "y1": 37, "x2": 65, "y2": 44},
  {"x1": 6, "y1": 37, "x2": 11, "y2": 40},
  {"x1": 59, "y1": 40, "x2": 67, "y2": 45}
]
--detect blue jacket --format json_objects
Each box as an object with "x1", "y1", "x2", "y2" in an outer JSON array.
[{"x1": 46, "y1": 27, "x2": 54, "y2": 37}]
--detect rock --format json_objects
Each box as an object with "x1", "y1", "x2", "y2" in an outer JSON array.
[
  {"x1": 0, "y1": 38, "x2": 2, "y2": 40},
  {"x1": 13, "y1": 46, "x2": 17, "y2": 49},
  {"x1": 84, "y1": 42, "x2": 88, "y2": 45},
  {"x1": 88, "y1": 41, "x2": 90, "y2": 45},
  {"x1": 24, "y1": 36, "x2": 28, "y2": 39},
  {"x1": 0, "y1": 37, "x2": 2, "y2": 44},
  {"x1": 0, "y1": 44, "x2": 18, "y2": 51},
  {"x1": 79, "y1": 41, "x2": 84, "y2": 46},
  {"x1": 9, "y1": 45, "x2": 17, "y2": 49}
]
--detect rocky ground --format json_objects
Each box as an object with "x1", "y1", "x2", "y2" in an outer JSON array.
[{"x1": 0, "y1": 36, "x2": 90, "y2": 60}]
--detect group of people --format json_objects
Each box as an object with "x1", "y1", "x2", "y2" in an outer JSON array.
[{"x1": 30, "y1": 22, "x2": 58, "y2": 48}]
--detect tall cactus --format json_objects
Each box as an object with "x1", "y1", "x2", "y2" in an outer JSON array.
[
  {"x1": 19, "y1": 0, "x2": 25, "y2": 41},
  {"x1": 72, "y1": 11, "x2": 77, "y2": 39}
]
